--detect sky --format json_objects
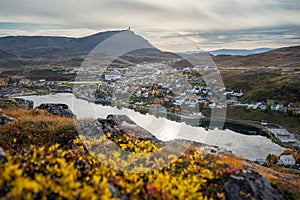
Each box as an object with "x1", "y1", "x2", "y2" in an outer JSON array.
[{"x1": 0, "y1": 0, "x2": 300, "y2": 51}]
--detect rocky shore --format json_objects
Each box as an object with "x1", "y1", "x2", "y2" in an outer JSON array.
[
  {"x1": 37, "y1": 103, "x2": 76, "y2": 118},
  {"x1": 0, "y1": 98, "x2": 298, "y2": 199}
]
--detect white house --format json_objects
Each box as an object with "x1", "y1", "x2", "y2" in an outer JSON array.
[
  {"x1": 278, "y1": 155, "x2": 296, "y2": 166},
  {"x1": 104, "y1": 74, "x2": 121, "y2": 81},
  {"x1": 259, "y1": 104, "x2": 267, "y2": 110},
  {"x1": 136, "y1": 90, "x2": 141, "y2": 97},
  {"x1": 232, "y1": 91, "x2": 243, "y2": 97},
  {"x1": 271, "y1": 104, "x2": 283, "y2": 111},
  {"x1": 261, "y1": 120, "x2": 268, "y2": 126},
  {"x1": 135, "y1": 101, "x2": 144, "y2": 106}
]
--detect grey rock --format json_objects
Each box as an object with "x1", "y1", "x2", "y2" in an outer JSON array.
[
  {"x1": 109, "y1": 184, "x2": 127, "y2": 200},
  {"x1": 223, "y1": 170, "x2": 283, "y2": 200},
  {"x1": 37, "y1": 103, "x2": 76, "y2": 118},
  {"x1": 97, "y1": 115, "x2": 158, "y2": 141},
  {"x1": 14, "y1": 98, "x2": 34, "y2": 109},
  {"x1": 0, "y1": 113, "x2": 16, "y2": 125},
  {"x1": 0, "y1": 147, "x2": 7, "y2": 163},
  {"x1": 78, "y1": 120, "x2": 105, "y2": 138}
]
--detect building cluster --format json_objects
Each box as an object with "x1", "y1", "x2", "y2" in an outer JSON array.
[
  {"x1": 74, "y1": 63, "x2": 230, "y2": 118},
  {"x1": 230, "y1": 99, "x2": 300, "y2": 116},
  {"x1": 267, "y1": 128, "x2": 298, "y2": 145},
  {"x1": 73, "y1": 62, "x2": 300, "y2": 119},
  {"x1": 0, "y1": 79, "x2": 71, "y2": 98}
]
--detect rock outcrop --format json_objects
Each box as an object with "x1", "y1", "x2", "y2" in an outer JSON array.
[
  {"x1": 78, "y1": 120, "x2": 105, "y2": 139},
  {"x1": 37, "y1": 103, "x2": 76, "y2": 118},
  {"x1": 223, "y1": 170, "x2": 283, "y2": 200},
  {"x1": 14, "y1": 98, "x2": 34, "y2": 109},
  {"x1": 0, "y1": 113, "x2": 16, "y2": 125},
  {"x1": 79, "y1": 114, "x2": 158, "y2": 142},
  {"x1": 0, "y1": 147, "x2": 7, "y2": 163},
  {"x1": 98, "y1": 115, "x2": 158, "y2": 141}
]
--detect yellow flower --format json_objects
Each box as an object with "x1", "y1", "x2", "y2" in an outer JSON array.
[
  {"x1": 2, "y1": 163, "x2": 23, "y2": 181},
  {"x1": 217, "y1": 192, "x2": 224, "y2": 199}
]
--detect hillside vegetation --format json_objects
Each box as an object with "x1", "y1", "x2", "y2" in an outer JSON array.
[{"x1": 0, "y1": 100, "x2": 299, "y2": 199}]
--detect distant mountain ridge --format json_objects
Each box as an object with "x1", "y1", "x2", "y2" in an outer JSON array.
[
  {"x1": 212, "y1": 45, "x2": 300, "y2": 69},
  {"x1": 209, "y1": 48, "x2": 274, "y2": 56},
  {"x1": 0, "y1": 30, "x2": 299, "y2": 71}
]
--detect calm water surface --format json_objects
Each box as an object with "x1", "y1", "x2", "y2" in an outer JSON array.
[{"x1": 21, "y1": 93, "x2": 285, "y2": 160}]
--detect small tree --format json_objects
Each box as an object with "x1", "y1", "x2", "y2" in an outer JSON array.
[{"x1": 266, "y1": 154, "x2": 278, "y2": 166}]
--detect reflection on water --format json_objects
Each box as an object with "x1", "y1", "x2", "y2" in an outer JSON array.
[{"x1": 21, "y1": 93, "x2": 285, "y2": 160}]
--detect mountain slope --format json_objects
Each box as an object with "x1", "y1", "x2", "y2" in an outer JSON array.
[
  {"x1": 214, "y1": 46, "x2": 300, "y2": 101},
  {"x1": 0, "y1": 30, "x2": 148, "y2": 58},
  {"x1": 0, "y1": 49, "x2": 18, "y2": 59},
  {"x1": 213, "y1": 46, "x2": 300, "y2": 69}
]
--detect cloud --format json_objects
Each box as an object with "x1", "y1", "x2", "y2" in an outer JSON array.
[
  {"x1": 191, "y1": 25, "x2": 300, "y2": 49},
  {"x1": 1, "y1": 0, "x2": 298, "y2": 31},
  {"x1": 0, "y1": 0, "x2": 299, "y2": 49}
]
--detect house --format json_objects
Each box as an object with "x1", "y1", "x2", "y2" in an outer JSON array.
[
  {"x1": 209, "y1": 102, "x2": 216, "y2": 108},
  {"x1": 278, "y1": 155, "x2": 296, "y2": 166},
  {"x1": 256, "y1": 159, "x2": 267, "y2": 165},
  {"x1": 142, "y1": 92, "x2": 148, "y2": 98},
  {"x1": 267, "y1": 100, "x2": 274, "y2": 105},
  {"x1": 288, "y1": 103, "x2": 300, "y2": 115},
  {"x1": 259, "y1": 104, "x2": 267, "y2": 110},
  {"x1": 261, "y1": 120, "x2": 268, "y2": 126},
  {"x1": 247, "y1": 103, "x2": 258, "y2": 109},
  {"x1": 271, "y1": 104, "x2": 280, "y2": 111},
  {"x1": 136, "y1": 90, "x2": 141, "y2": 97},
  {"x1": 135, "y1": 101, "x2": 144, "y2": 106},
  {"x1": 232, "y1": 91, "x2": 243, "y2": 97},
  {"x1": 104, "y1": 74, "x2": 121, "y2": 81}
]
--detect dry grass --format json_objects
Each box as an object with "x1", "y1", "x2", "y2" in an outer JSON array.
[
  {"x1": 0, "y1": 107, "x2": 77, "y2": 149},
  {"x1": 3, "y1": 107, "x2": 74, "y2": 123},
  {"x1": 217, "y1": 154, "x2": 245, "y2": 169}
]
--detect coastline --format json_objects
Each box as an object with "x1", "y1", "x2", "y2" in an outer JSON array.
[
  {"x1": 71, "y1": 92, "x2": 296, "y2": 150},
  {"x1": 16, "y1": 93, "x2": 287, "y2": 161}
]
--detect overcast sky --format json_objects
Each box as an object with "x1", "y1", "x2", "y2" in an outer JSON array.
[{"x1": 0, "y1": 0, "x2": 300, "y2": 50}]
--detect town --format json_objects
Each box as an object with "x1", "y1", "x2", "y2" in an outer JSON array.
[
  {"x1": 1, "y1": 62, "x2": 300, "y2": 119},
  {"x1": 1, "y1": 62, "x2": 300, "y2": 151}
]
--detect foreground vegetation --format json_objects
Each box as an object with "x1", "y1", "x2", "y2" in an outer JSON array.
[{"x1": 0, "y1": 102, "x2": 299, "y2": 199}]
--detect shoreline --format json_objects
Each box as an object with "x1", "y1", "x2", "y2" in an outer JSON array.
[
  {"x1": 12, "y1": 91, "x2": 295, "y2": 150},
  {"x1": 15, "y1": 92, "x2": 287, "y2": 160},
  {"x1": 70, "y1": 92, "x2": 297, "y2": 150}
]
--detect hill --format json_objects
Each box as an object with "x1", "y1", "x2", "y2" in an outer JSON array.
[
  {"x1": 0, "y1": 31, "x2": 126, "y2": 58},
  {"x1": 213, "y1": 46, "x2": 300, "y2": 101},
  {"x1": 213, "y1": 46, "x2": 300, "y2": 69},
  {"x1": 209, "y1": 48, "x2": 274, "y2": 56},
  {"x1": 0, "y1": 30, "x2": 162, "y2": 69}
]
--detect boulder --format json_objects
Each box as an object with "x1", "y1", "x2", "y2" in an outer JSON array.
[
  {"x1": 37, "y1": 103, "x2": 76, "y2": 118},
  {"x1": 0, "y1": 113, "x2": 16, "y2": 125},
  {"x1": 14, "y1": 98, "x2": 34, "y2": 109},
  {"x1": 77, "y1": 114, "x2": 159, "y2": 143},
  {"x1": 78, "y1": 120, "x2": 105, "y2": 139},
  {"x1": 223, "y1": 170, "x2": 283, "y2": 200},
  {"x1": 0, "y1": 147, "x2": 7, "y2": 163},
  {"x1": 97, "y1": 115, "x2": 158, "y2": 141}
]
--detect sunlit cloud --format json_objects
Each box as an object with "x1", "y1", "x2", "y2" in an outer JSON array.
[{"x1": 0, "y1": 0, "x2": 299, "y2": 49}]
